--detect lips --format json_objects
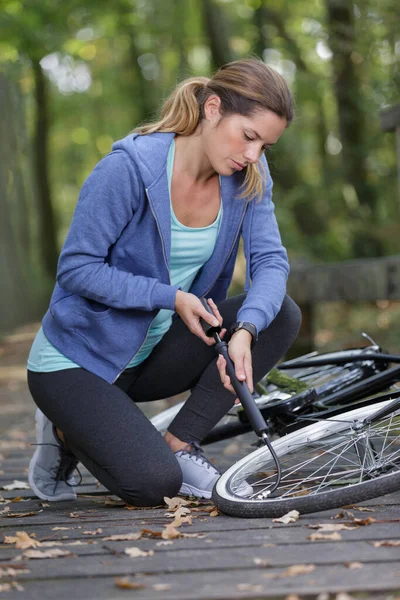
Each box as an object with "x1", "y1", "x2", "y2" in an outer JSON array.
[{"x1": 232, "y1": 160, "x2": 245, "y2": 170}]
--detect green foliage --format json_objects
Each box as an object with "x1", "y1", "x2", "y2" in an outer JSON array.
[{"x1": 0, "y1": 0, "x2": 398, "y2": 263}]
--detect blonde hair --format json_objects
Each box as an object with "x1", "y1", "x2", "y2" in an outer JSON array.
[{"x1": 135, "y1": 59, "x2": 294, "y2": 201}]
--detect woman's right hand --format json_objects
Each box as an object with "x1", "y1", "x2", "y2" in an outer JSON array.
[{"x1": 174, "y1": 291, "x2": 225, "y2": 346}]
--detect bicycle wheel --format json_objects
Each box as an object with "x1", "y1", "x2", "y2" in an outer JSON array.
[{"x1": 213, "y1": 399, "x2": 400, "y2": 518}]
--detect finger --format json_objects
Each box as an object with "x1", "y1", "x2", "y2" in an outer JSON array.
[
  {"x1": 220, "y1": 328, "x2": 227, "y2": 339},
  {"x1": 192, "y1": 322, "x2": 215, "y2": 345},
  {"x1": 234, "y1": 398, "x2": 241, "y2": 405},
  {"x1": 207, "y1": 298, "x2": 223, "y2": 326},
  {"x1": 244, "y1": 354, "x2": 254, "y2": 393},
  {"x1": 201, "y1": 304, "x2": 220, "y2": 327}
]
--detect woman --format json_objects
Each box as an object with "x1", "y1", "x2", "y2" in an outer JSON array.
[{"x1": 27, "y1": 58, "x2": 301, "y2": 506}]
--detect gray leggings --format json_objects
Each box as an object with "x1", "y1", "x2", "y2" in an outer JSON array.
[{"x1": 28, "y1": 294, "x2": 301, "y2": 506}]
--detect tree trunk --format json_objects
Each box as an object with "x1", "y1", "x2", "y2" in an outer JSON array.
[
  {"x1": 31, "y1": 58, "x2": 59, "y2": 278},
  {"x1": 201, "y1": 0, "x2": 233, "y2": 69},
  {"x1": 326, "y1": 0, "x2": 378, "y2": 215}
]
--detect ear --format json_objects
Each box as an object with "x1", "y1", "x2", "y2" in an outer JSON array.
[{"x1": 204, "y1": 94, "x2": 222, "y2": 122}]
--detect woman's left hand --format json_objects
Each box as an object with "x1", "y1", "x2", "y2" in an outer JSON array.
[{"x1": 216, "y1": 329, "x2": 253, "y2": 404}]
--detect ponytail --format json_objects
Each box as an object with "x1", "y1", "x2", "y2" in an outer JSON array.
[{"x1": 135, "y1": 77, "x2": 210, "y2": 136}]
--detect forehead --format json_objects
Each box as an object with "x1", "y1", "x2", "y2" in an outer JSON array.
[{"x1": 229, "y1": 109, "x2": 286, "y2": 139}]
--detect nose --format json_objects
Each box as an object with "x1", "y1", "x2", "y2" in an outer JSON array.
[{"x1": 243, "y1": 147, "x2": 260, "y2": 164}]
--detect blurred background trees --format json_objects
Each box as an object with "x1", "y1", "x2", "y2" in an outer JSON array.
[{"x1": 1, "y1": 0, "x2": 399, "y2": 343}]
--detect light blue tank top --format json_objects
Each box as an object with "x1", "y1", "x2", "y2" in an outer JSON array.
[{"x1": 27, "y1": 140, "x2": 222, "y2": 373}]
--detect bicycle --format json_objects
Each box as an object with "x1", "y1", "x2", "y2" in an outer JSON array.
[{"x1": 151, "y1": 300, "x2": 400, "y2": 516}]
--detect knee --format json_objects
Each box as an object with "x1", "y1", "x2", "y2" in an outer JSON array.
[
  {"x1": 120, "y1": 459, "x2": 183, "y2": 508},
  {"x1": 279, "y1": 296, "x2": 302, "y2": 339}
]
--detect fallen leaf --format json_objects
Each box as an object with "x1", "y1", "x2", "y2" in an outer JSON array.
[
  {"x1": 161, "y1": 524, "x2": 182, "y2": 540},
  {"x1": 342, "y1": 505, "x2": 375, "y2": 512},
  {"x1": 83, "y1": 528, "x2": 103, "y2": 535},
  {"x1": 23, "y1": 548, "x2": 73, "y2": 559},
  {"x1": 40, "y1": 503, "x2": 50, "y2": 508},
  {"x1": 51, "y1": 527, "x2": 71, "y2": 531},
  {"x1": 4, "y1": 531, "x2": 40, "y2": 549},
  {"x1": 0, "y1": 567, "x2": 30, "y2": 577},
  {"x1": 273, "y1": 510, "x2": 300, "y2": 524},
  {"x1": 5, "y1": 511, "x2": 42, "y2": 518},
  {"x1": 114, "y1": 577, "x2": 146, "y2": 590},
  {"x1": 344, "y1": 562, "x2": 363, "y2": 569},
  {"x1": 0, "y1": 582, "x2": 24, "y2": 592},
  {"x1": 264, "y1": 564, "x2": 316, "y2": 579},
  {"x1": 254, "y1": 557, "x2": 270, "y2": 567},
  {"x1": 333, "y1": 510, "x2": 354, "y2": 519},
  {"x1": 104, "y1": 496, "x2": 126, "y2": 507},
  {"x1": 165, "y1": 506, "x2": 191, "y2": 519},
  {"x1": 103, "y1": 533, "x2": 142, "y2": 541},
  {"x1": 307, "y1": 523, "x2": 358, "y2": 532},
  {"x1": 156, "y1": 541, "x2": 173, "y2": 546},
  {"x1": 0, "y1": 507, "x2": 10, "y2": 515},
  {"x1": 124, "y1": 547, "x2": 154, "y2": 558},
  {"x1": 2, "y1": 480, "x2": 30, "y2": 491},
  {"x1": 352, "y1": 517, "x2": 377, "y2": 526},
  {"x1": 335, "y1": 593, "x2": 357, "y2": 600},
  {"x1": 237, "y1": 583, "x2": 263, "y2": 592},
  {"x1": 140, "y1": 528, "x2": 162, "y2": 538},
  {"x1": 307, "y1": 532, "x2": 342, "y2": 542},
  {"x1": 210, "y1": 509, "x2": 219, "y2": 517},
  {"x1": 164, "y1": 496, "x2": 190, "y2": 510},
  {"x1": 152, "y1": 583, "x2": 171, "y2": 591},
  {"x1": 372, "y1": 540, "x2": 400, "y2": 547}
]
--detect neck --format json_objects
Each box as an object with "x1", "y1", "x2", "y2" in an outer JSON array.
[{"x1": 174, "y1": 130, "x2": 216, "y2": 183}]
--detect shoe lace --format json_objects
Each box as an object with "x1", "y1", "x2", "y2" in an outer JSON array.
[
  {"x1": 181, "y1": 441, "x2": 217, "y2": 472},
  {"x1": 31, "y1": 442, "x2": 82, "y2": 493}
]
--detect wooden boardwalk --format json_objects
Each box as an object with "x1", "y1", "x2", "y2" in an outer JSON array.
[{"x1": 1, "y1": 333, "x2": 400, "y2": 599}]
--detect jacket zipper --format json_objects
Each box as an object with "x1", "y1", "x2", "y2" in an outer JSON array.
[
  {"x1": 112, "y1": 188, "x2": 171, "y2": 383},
  {"x1": 200, "y1": 203, "x2": 248, "y2": 299}
]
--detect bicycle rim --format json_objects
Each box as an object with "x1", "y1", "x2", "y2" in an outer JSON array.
[{"x1": 213, "y1": 399, "x2": 400, "y2": 517}]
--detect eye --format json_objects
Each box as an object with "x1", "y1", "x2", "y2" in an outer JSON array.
[{"x1": 244, "y1": 133, "x2": 254, "y2": 142}]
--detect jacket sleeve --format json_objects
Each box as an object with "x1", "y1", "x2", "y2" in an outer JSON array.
[
  {"x1": 237, "y1": 155, "x2": 290, "y2": 332},
  {"x1": 56, "y1": 150, "x2": 178, "y2": 311}
]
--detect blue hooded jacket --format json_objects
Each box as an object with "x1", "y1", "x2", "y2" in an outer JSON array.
[{"x1": 42, "y1": 132, "x2": 289, "y2": 383}]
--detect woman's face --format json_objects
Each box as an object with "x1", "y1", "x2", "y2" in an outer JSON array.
[{"x1": 202, "y1": 96, "x2": 287, "y2": 176}]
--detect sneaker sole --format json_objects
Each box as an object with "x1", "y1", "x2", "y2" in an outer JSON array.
[
  {"x1": 179, "y1": 483, "x2": 213, "y2": 500},
  {"x1": 28, "y1": 409, "x2": 77, "y2": 502}
]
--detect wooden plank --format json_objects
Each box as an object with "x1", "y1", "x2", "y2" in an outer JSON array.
[
  {"x1": 287, "y1": 255, "x2": 400, "y2": 302},
  {"x1": 2, "y1": 563, "x2": 400, "y2": 600}
]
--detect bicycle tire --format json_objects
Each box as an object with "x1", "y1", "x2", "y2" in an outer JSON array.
[{"x1": 213, "y1": 399, "x2": 400, "y2": 518}]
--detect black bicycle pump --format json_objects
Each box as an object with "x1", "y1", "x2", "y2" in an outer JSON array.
[{"x1": 199, "y1": 298, "x2": 282, "y2": 493}]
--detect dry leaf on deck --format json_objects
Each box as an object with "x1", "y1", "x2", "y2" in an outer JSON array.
[
  {"x1": 156, "y1": 541, "x2": 173, "y2": 546},
  {"x1": 273, "y1": 510, "x2": 300, "y2": 524},
  {"x1": 152, "y1": 583, "x2": 172, "y2": 591},
  {"x1": 0, "y1": 567, "x2": 30, "y2": 577},
  {"x1": 5, "y1": 511, "x2": 42, "y2": 518},
  {"x1": 352, "y1": 517, "x2": 377, "y2": 526},
  {"x1": 344, "y1": 562, "x2": 363, "y2": 569},
  {"x1": 164, "y1": 496, "x2": 190, "y2": 510},
  {"x1": 4, "y1": 531, "x2": 40, "y2": 549},
  {"x1": 104, "y1": 496, "x2": 126, "y2": 507},
  {"x1": 372, "y1": 540, "x2": 400, "y2": 547},
  {"x1": 264, "y1": 564, "x2": 316, "y2": 579},
  {"x1": 2, "y1": 480, "x2": 30, "y2": 491},
  {"x1": 237, "y1": 583, "x2": 263, "y2": 592},
  {"x1": 343, "y1": 505, "x2": 375, "y2": 512},
  {"x1": 51, "y1": 527, "x2": 70, "y2": 531},
  {"x1": 23, "y1": 548, "x2": 73, "y2": 559},
  {"x1": 0, "y1": 507, "x2": 10, "y2": 515},
  {"x1": 254, "y1": 557, "x2": 270, "y2": 567},
  {"x1": 161, "y1": 524, "x2": 182, "y2": 540},
  {"x1": 307, "y1": 532, "x2": 342, "y2": 542},
  {"x1": 83, "y1": 528, "x2": 103, "y2": 535},
  {"x1": 103, "y1": 532, "x2": 142, "y2": 541},
  {"x1": 114, "y1": 577, "x2": 146, "y2": 590},
  {"x1": 124, "y1": 547, "x2": 154, "y2": 558},
  {"x1": 210, "y1": 509, "x2": 219, "y2": 517},
  {"x1": 335, "y1": 593, "x2": 357, "y2": 600},
  {"x1": 307, "y1": 523, "x2": 357, "y2": 532},
  {"x1": 165, "y1": 506, "x2": 191, "y2": 518},
  {"x1": 0, "y1": 582, "x2": 24, "y2": 592}
]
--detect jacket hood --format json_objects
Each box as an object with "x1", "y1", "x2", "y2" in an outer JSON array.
[{"x1": 112, "y1": 132, "x2": 175, "y2": 188}]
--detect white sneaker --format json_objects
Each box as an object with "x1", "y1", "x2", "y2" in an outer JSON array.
[
  {"x1": 29, "y1": 409, "x2": 80, "y2": 501},
  {"x1": 175, "y1": 442, "x2": 220, "y2": 499}
]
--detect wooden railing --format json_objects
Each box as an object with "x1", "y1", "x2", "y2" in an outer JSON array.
[{"x1": 287, "y1": 255, "x2": 400, "y2": 352}]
